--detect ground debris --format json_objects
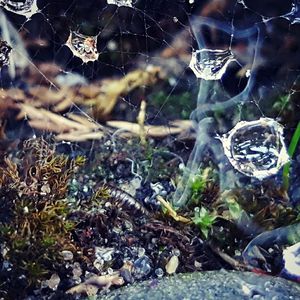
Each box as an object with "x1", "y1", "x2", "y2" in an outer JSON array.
[{"x1": 66, "y1": 272, "x2": 124, "y2": 296}]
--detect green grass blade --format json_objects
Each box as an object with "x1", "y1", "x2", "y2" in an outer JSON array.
[{"x1": 283, "y1": 121, "x2": 300, "y2": 190}]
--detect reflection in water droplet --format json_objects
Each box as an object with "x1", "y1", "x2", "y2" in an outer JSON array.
[
  {"x1": 107, "y1": 0, "x2": 133, "y2": 7},
  {"x1": 0, "y1": 0, "x2": 39, "y2": 18},
  {"x1": 65, "y1": 31, "x2": 99, "y2": 63},
  {"x1": 0, "y1": 39, "x2": 12, "y2": 68},
  {"x1": 189, "y1": 49, "x2": 236, "y2": 80},
  {"x1": 220, "y1": 118, "x2": 289, "y2": 180}
]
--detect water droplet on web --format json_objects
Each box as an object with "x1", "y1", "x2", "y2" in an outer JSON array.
[
  {"x1": 0, "y1": 0, "x2": 39, "y2": 19},
  {"x1": 0, "y1": 40, "x2": 12, "y2": 68},
  {"x1": 107, "y1": 0, "x2": 133, "y2": 7},
  {"x1": 220, "y1": 118, "x2": 289, "y2": 180},
  {"x1": 65, "y1": 31, "x2": 99, "y2": 63},
  {"x1": 189, "y1": 49, "x2": 236, "y2": 80}
]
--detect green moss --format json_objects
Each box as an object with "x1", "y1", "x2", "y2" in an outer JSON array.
[{"x1": 0, "y1": 138, "x2": 85, "y2": 296}]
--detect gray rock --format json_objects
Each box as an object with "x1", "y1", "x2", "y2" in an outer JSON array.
[{"x1": 99, "y1": 270, "x2": 300, "y2": 300}]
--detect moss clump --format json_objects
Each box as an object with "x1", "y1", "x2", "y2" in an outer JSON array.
[{"x1": 0, "y1": 137, "x2": 85, "y2": 298}]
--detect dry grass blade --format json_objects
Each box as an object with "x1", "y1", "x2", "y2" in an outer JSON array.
[
  {"x1": 17, "y1": 104, "x2": 106, "y2": 141},
  {"x1": 107, "y1": 120, "x2": 189, "y2": 138},
  {"x1": 55, "y1": 130, "x2": 105, "y2": 142}
]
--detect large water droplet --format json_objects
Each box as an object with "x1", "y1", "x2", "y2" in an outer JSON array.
[
  {"x1": 0, "y1": 0, "x2": 39, "y2": 18},
  {"x1": 107, "y1": 0, "x2": 133, "y2": 7},
  {"x1": 189, "y1": 49, "x2": 235, "y2": 80},
  {"x1": 220, "y1": 118, "x2": 289, "y2": 180}
]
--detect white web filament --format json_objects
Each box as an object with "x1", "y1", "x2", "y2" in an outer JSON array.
[
  {"x1": 0, "y1": 39, "x2": 11, "y2": 68},
  {"x1": 65, "y1": 31, "x2": 99, "y2": 63},
  {"x1": 220, "y1": 118, "x2": 289, "y2": 180},
  {"x1": 189, "y1": 49, "x2": 236, "y2": 80},
  {"x1": 0, "y1": 0, "x2": 38, "y2": 19},
  {"x1": 107, "y1": 0, "x2": 133, "y2": 8}
]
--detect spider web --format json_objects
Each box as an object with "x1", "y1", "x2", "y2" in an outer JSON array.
[{"x1": 1, "y1": 0, "x2": 300, "y2": 205}]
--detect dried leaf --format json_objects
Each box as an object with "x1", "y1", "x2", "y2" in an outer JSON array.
[{"x1": 156, "y1": 195, "x2": 191, "y2": 223}]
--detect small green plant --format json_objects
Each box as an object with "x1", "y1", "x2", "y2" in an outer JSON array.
[
  {"x1": 282, "y1": 121, "x2": 300, "y2": 189},
  {"x1": 192, "y1": 206, "x2": 217, "y2": 238},
  {"x1": 189, "y1": 168, "x2": 212, "y2": 205}
]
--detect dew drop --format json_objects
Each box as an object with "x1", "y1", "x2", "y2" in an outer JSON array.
[
  {"x1": 220, "y1": 118, "x2": 289, "y2": 180},
  {"x1": 0, "y1": 0, "x2": 39, "y2": 19},
  {"x1": 107, "y1": 0, "x2": 133, "y2": 7},
  {"x1": 189, "y1": 49, "x2": 236, "y2": 80},
  {"x1": 65, "y1": 31, "x2": 99, "y2": 63}
]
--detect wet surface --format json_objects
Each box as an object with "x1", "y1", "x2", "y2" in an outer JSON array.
[{"x1": 100, "y1": 270, "x2": 300, "y2": 300}]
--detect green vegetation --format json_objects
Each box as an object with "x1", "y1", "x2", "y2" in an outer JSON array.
[
  {"x1": 192, "y1": 206, "x2": 217, "y2": 238},
  {"x1": 283, "y1": 121, "x2": 300, "y2": 189},
  {"x1": 150, "y1": 90, "x2": 196, "y2": 119},
  {"x1": 0, "y1": 138, "x2": 85, "y2": 297}
]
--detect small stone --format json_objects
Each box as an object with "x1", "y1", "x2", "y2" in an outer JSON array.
[
  {"x1": 133, "y1": 256, "x2": 152, "y2": 279},
  {"x1": 45, "y1": 273, "x2": 60, "y2": 291},
  {"x1": 61, "y1": 250, "x2": 73, "y2": 261},
  {"x1": 165, "y1": 255, "x2": 179, "y2": 275},
  {"x1": 93, "y1": 259, "x2": 104, "y2": 271},
  {"x1": 72, "y1": 262, "x2": 82, "y2": 281},
  {"x1": 155, "y1": 268, "x2": 164, "y2": 278},
  {"x1": 137, "y1": 247, "x2": 145, "y2": 258},
  {"x1": 95, "y1": 247, "x2": 115, "y2": 262},
  {"x1": 172, "y1": 249, "x2": 181, "y2": 257}
]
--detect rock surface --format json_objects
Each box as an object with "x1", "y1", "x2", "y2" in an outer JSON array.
[{"x1": 99, "y1": 270, "x2": 300, "y2": 300}]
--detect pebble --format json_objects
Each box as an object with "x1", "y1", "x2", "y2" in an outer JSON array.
[{"x1": 60, "y1": 250, "x2": 73, "y2": 261}]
